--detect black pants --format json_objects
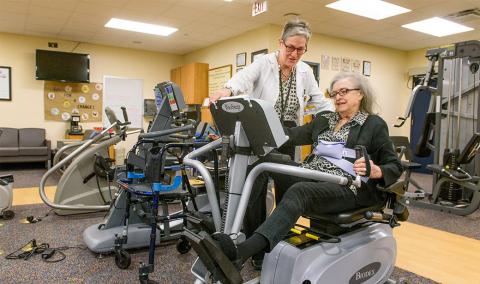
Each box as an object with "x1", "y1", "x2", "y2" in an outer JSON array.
[{"x1": 244, "y1": 163, "x2": 381, "y2": 252}]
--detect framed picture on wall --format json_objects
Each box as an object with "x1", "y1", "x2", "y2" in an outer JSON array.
[
  {"x1": 303, "y1": 61, "x2": 320, "y2": 85},
  {"x1": 363, "y1": 61, "x2": 371, "y2": 76},
  {"x1": 236, "y1": 52, "x2": 246, "y2": 67},
  {"x1": 251, "y1": 49, "x2": 268, "y2": 63},
  {"x1": 0, "y1": 66, "x2": 12, "y2": 101}
]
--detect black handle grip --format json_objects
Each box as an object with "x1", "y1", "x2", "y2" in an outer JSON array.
[
  {"x1": 121, "y1": 106, "x2": 129, "y2": 123},
  {"x1": 394, "y1": 117, "x2": 406, "y2": 128},
  {"x1": 354, "y1": 145, "x2": 370, "y2": 177}
]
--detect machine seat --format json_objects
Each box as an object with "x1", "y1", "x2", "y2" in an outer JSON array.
[
  {"x1": 306, "y1": 203, "x2": 385, "y2": 225},
  {"x1": 304, "y1": 180, "x2": 408, "y2": 235}
]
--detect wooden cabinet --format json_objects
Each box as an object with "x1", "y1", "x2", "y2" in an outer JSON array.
[
  {"x1": 170, "y1": 62, "x2": 209, "y2": 105},
  {"x1": 301, "y1": 115, "x2": 313, "y2": 160}
]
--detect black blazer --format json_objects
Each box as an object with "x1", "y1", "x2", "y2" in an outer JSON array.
[{"x1": 285, "y1": 111, "x2": 403, "y2": 203}]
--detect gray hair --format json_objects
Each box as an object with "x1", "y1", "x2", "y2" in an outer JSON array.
[
  {"x1": 329, "y1": 72, "x2": 376, "y2": 114},
  {"x1": 281, "y1": 19, "x2": 312, "y2": 42}
]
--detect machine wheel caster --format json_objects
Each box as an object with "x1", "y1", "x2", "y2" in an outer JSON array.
[
  {"x1": 176, "y1": 238, "x2": 191, "y2": 254},
  {"x1": 1, "y1": 210, "x2": 14, "y2": 220},
  {"x1": 115, "y1": 249, "x2": 131, "y2": 269}
]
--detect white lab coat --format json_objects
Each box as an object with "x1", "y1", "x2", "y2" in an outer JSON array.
[{"x1": 225, "y1": 51, "x2": 334, "y2": 126}]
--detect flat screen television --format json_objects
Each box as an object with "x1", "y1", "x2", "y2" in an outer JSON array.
[{"x1": 36, "y1": 49, "x2": 90, "y2": 83}]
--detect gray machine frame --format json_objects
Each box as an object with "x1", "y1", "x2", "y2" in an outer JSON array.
[
  {"x1": 185, "y1": 96, "x2": 398, "y2": 284},
  {"x1": 396, "y1": 40, "x2": 480, "y2": 215},
  {"x1": 39, "y1": 107, "x2": 132, "y2": 215},
  {"x1": 0, "y1": 174, "x2": 14, "y2": 219}
]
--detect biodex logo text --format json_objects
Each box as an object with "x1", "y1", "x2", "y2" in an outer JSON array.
[
  {"x1": 222, "y1": 102, "x2": 244, "y2": 113},
  {"x1": 349, "y1": 262, "x2": 380, "y2": 284}
]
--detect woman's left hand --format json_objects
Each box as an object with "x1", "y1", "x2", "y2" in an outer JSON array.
[{"x1": 353, "y1": 157, "x2": 383, "y2": 179}]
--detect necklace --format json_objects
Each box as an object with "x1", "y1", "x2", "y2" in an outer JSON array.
[
  {"x1": 280, "y1": 71, "x2": 291, "y2": 80},
  {"x1": 278, "y1": 68, "x2": 294, "y2": 123}
]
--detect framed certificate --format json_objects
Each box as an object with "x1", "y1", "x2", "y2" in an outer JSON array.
[
  {"x1": 363, "y1": 61, "x2": 371, "y2": 76},
  {"x1": 236, "y1": 52, "x2": 246, "y2": 67},
  {"x1": 0, "y1": 66, "x2": 11, "y2": 101},
  {"x1": 251, "y1": 49, "x2": 268, "y2": 63}
]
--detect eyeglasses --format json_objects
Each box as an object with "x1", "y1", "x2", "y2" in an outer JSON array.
[
  {"x1": 329, "y1": 88, "x2": 360, "y2": 98},
  {"x1": 282, "y1": 41, "x2": 307, "y2": 55}
]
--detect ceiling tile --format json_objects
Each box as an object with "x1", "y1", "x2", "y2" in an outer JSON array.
[{"x1": 0, "y1": 0, "x2": 479, "y2": 54}]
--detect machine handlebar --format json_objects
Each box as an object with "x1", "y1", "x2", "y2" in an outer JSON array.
[{"x1": 138, "y1": 124, "x2": 194, "y2": 139}]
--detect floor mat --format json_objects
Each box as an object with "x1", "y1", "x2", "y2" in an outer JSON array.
[{"x1": 0, "y1": 204, "x2": 438, "y2": 284}]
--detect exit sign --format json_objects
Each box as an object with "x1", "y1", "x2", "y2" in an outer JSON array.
[{"x1": 252, "y1": 1, "x2": 268, "y2": 17}]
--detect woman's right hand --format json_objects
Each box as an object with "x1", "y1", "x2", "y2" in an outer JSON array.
[{"x1": 210, "y1": 88, "x2": 232, "y2": 103}]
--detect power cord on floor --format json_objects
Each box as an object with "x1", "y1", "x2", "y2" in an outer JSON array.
[
  {"x1": 5, "y1": 239, "x2": 86, "y2": 263},
  {"x1": 25, "y1": 209, "x2": 55, "y2": 224}
]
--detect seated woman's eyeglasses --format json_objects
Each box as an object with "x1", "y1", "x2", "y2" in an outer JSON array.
[
  {"x1": 329, "y1": 88, "x2": 360, "y2": 98},
  {"x1": 282, "y1": 42, "x2": 307, "y2": 55}
]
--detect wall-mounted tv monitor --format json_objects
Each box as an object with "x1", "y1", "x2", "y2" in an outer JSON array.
[{"x1": 36, "y1": 49, "x2": 90, "y2": 83}]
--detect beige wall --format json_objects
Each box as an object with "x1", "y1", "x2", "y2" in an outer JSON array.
[
  {"x1": 1, "y1": 26, "x2": 430, "y2": 149},
  {"x1": 0, "y1": 32, "x2": 182, "y2": 148},
  {"x1": 185, "y1": 25, "x2": 413, "y2": 137}
]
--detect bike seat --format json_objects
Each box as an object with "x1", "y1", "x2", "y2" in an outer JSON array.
[{"x1": 306, "y1": 203, "x2": 385, "y2": 225}]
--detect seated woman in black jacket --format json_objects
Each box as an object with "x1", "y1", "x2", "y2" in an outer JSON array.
[{"x1": 201, "y1": 72, "x2": 403, "y2": 276}]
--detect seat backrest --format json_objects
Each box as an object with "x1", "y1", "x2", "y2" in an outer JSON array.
[
  {"x1": 390, "y1": 136, "x2": 413, "y2": 160},
  {"x1": 19, "y1": 128, "x2": 46, "y2": 147},
  {"x1": 0, "y1": 127, "x2": 19, "y2": 147}
]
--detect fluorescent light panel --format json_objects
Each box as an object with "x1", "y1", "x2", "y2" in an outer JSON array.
[
  {"x1": 402, "y1": 17, "x2": 474, "y2": 37},
  {"x1": 326, "y1": 0, "x2": 411, "y2": 20},
  {"x1": 105, "y1": 18, "x2": 177, "y2": 36}
]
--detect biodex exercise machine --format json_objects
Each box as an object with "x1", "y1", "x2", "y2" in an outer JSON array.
[
  {"x1": 396, "y1": 40, "x2": 480, "y2": 215},
  {"x1": 0, "y1": 174, "x2": 14, "y2": 220},
  {"x1": 39, "y1": 107, "x2": 131, "y2": 215},
  {"x1": 183, "y1": 96, "x2": 407, "y2": 284}
]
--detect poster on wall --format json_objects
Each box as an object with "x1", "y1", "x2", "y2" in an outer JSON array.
[
  {"x1": 208, "y1": 65, "x2": 232, "y2": 97},
  {"x1": 331, "y1": 57, "x2": 340, "y2": 71},
  {"x1": 352, "y1": 59, "x2": 361, "y2": 73},
  {"x1": 44, "y1": 81, "x2": 103, "y2": 122},
  {"x1": 321, "y1": 55, "x2": 330, "y2": 70},
  {"x1": 341, "y1": 57, "x2": 351, "y2": 72}
]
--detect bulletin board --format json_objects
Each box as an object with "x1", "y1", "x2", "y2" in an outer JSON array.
[
  {"x1": 208, "y1": 65, "x2": 232, "y2": 97},
  {"x1": 44, "y1": 81, "x2": 103, "y2": 122}
]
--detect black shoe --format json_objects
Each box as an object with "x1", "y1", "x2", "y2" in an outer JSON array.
[{"x1": 250, "y1": 254, "x2": 264, "y2": 271}]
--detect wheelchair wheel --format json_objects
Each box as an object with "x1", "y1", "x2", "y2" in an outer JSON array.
[
  {"x1": 115, "y1": 249, "x2": 131, "y2": 269},
  {"x1": 2, "y1": 210, "x2": 14, "y2": 220},
  {"x1": 176, "y1": 238, "x2": 191, "y2": 254}
]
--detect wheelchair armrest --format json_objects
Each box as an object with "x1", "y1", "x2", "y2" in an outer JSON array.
[{"x1": 377, "y1": 180, "x2": 406, "y2": 196}]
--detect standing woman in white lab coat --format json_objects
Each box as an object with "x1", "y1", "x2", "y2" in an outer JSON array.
[
  {"x1": 211, "y1": 18, "x2": 333, "y2": 159},
  {"x1": 210, "y1": 18, "x2": 334, "y2": 269}
]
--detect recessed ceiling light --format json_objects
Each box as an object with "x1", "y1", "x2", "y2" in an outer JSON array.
[
  {"x1": 326, "y1": 0, "x2": 411, "y2": 20},
  {"x1": 105, "y1": 18, "x2": 177, "y2": 36},
  {"x1": 402, "y1": 17, "x2": 474, "y2": 37}
]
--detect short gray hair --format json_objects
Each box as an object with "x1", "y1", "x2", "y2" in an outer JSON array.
[
  {"x1": 329, "y1": 72, "x2": 376, "y2": 114},
  {"x1": 281, "y1": 19, "x2": 312, "y2": 42}
]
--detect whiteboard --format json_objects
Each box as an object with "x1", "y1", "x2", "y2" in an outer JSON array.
[{"x1": 103, "y1": 76, "x2": 143, "y2": 128}]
